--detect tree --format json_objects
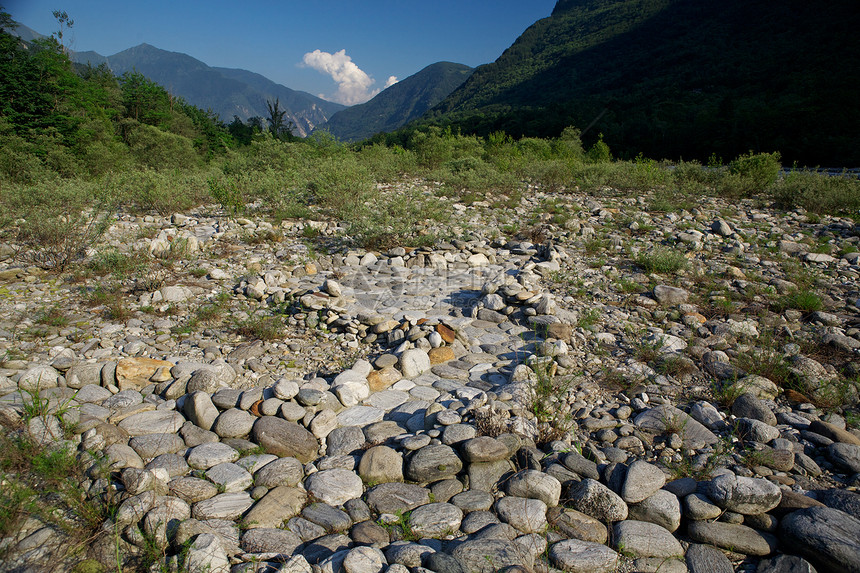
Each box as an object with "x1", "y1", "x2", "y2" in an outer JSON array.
[
  {"x1": 52, "y1": 10, "x2": 73, "y2": 53},
  {"x1": 266, "y1": 97, "x2": 294, "y2": 141}
]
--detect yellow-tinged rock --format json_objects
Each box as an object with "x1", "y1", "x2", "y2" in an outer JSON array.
[
  {"x1": 436, "y1": 324, "x2": 456, "y2": 344},
  {"x1": 367, "y1": 366, "x2": 402, "y2": 392},
  {"x1": 428, "y1": 347, "x2": 455, "y2": 365},
  {"x1": 116, "y1": 357, "x2": 174, "y2": 391}
]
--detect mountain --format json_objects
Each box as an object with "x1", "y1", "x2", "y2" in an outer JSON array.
[
  {"x1": 429, "y1": 0, "x2": 860, "y2": 165},
  {"x1": 315, "y1": 62, "x2": 473, "y2": 142},
  {"x1": 71, "y1": 44, "x2": 344, "y2": 136}
]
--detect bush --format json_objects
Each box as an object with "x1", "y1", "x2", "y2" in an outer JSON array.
[
  {"x1": 718, "y1": 151, "x2": 781, "y2": 198},
  {"x1": 0, "y1": 178, "x2": 115, "y2": 270},
  {"x1": 635, "y1": 247, "x2": 688, "y2": 274},
  {"x1": 124, "y1": 121, "x2": 202, "y2": 171},
  {"x1": 771, "y1": 169, "x2": 860, "y2": 218}
]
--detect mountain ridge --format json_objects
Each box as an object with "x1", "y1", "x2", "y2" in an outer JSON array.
[
  {"x1": 315, "y1": 61, "x2": 473, "y2": 142},
  {"x1": 428, "y1": 0, "x2": 860, "y2": 165}
]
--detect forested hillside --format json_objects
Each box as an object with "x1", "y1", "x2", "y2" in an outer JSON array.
[
  {"x1": 429, "y1": 0, "x2": 860, "y2": 165},
  {"x1": 316, "y1": 62, "x2": 473, "y2": 142}
]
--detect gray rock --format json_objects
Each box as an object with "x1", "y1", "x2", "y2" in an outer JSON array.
[
  {"x1": 399, "y1": 349, "x2": 431, "y2": 379},
  {"x1": 301, "y1": 502, "x2": 352, "y2": 532},
  {"x1": 495, "y1": 496, "x2": 548, "y2": 533},
  {"x1": 732, "y1": 393, "x2": 777, "y2": 426},
  {"x1": 206, "y1": 462, "x2": 253, "y2": 493},
  {"x1": 612, "y1": 520, "x2": 683, "y2": 559},
  {"x1": 547, "y1": 507, "x2": 608, "y2": 544},
  {"x1": 818, "y1": 488, "x2": 860, "y2": 520},
  {"x1": 461, "y1": 436, "x2": 510, "y2": 463},
  {"x1": 736, "y1": 417, "x2": 781, "y2": 443},
  {"x1": 628, "y1": 489, "x2": 681, "y2": 532},
  {"x1": 240, "y1": 527, "x2": 303, "y2": 554},
  {"x1": 184, "y1": 391, "x2": 219, "y2": 431},
  {"x1": 186, "y1": 442, "x2": 240, "y2": 470},
  {"x1": 562, "y1": 451, "x2": 600, "y2": 480},
  {"x1": 757, "y1": 554, "x2": 819, "y2": 573},
  {"x1": 253, "y1": 456, "x2": 304, "y2": 488},
  {"x1": 408, "y1": 502, "x2": 463, "y2": 537},
  {"x1": 117, "y1": 410, "x2": 185, "y2": 436},
  {"x1": 365, "y1": 483, "x2": 430, "y2": 514},
  {"x1": 358, "y1": 445, "x2": 403, "y2": 484},
  {"x1": 683, "y1": 493, "x2": 723, "y2": 520},
  {"x1": 827, "y1": 442, "x2": 860, "y2": 474},
  {"x1": 780, "y1": 506, "x2": 860, "y2": 573},
  {"x1": 450, "y1": 490, "x2": 494, "y2": 512},
  {"x1": 687, "y1": 520, "x2": 778, "y2": 556},
  {"x1": 621, "y1": 460, "x2": 666, "y2": 504},
  {"x1": 327, "y1": 425, "x2": 366, "y2": 456},
  {"x1": 451, "y1": 539, "x2": 534, "y2": 573},
  {"x1": 184, "y1": 533, "x2": 230, "y2": 573},
  {"x1": 128, "y1": 432, "x2": 185, "y2": 459},
  {"x1": 653, "y1": 285, "x2": 690, "y2": 305},
  {"x1": 506, "y1": 469, "x2": 562, "y2": 507},
  {"x1": 634, "y1": 405, "x2": 718, "y2": 448},
  {"x1": 405, "y1": 444, "x2": 463, "y2": 482},
  {"x1": 18, "y1": 365, "x2": 61, "y2": 392},
  {"x1": 146, "y1": 453, "x2": 189, "y2": 478},
  {"x1": 549, "y1": 538, "x2": 619, "y2": 573},
  {"x1": 304, "y1": 468, "x2": 364, "y2": 506},
  {"x1": 242, "y1": 486, "x2": 306, "y2": 529},
  {"x1": 169, "y1": 477, "x2": 218, "y2": 504},
  {"x1": 65, "y1": 363, "x2": 103, "y2": 389},
  {"x1": 191, "y1": 491, "x2": 254, "y2": 520},
  {"x1": 342, "y1": 546, "x2": 386, "y2": 573},
  {"x1": 251, "y1": 416, "x2": 319, "y2": 463},
  {"x1": 211, "y1": 408, "x2": 255, "y2": 439},
  {"x1": 566, "y1": 478, "x2": 628, "y2": 522},
  {"x1": 685, "y1": 543, "x2": 734, "y2": 573},
  {"x1": 702, "y1": 473, "x2": 782, "y2": 515}
]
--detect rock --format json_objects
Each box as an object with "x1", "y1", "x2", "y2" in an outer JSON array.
[
  {"x1": 241, "y1": 528, "x2": 303, "y2": 554},
  {"x1": 365, "y1": 483, "x2": 430, "y2": 514},
  {"x1": 367, "y1": 367, "x2": 402, "y2": 392},
  {"x1": 730, "y1": 375, "x2": 780, "y2": 400},
  {"x1": 818, "y1": 489, "x2": 860, "y2": 520},
  {"x1": 212, "y1": 408, "x2": 255, "y2": 438},
  {"x1": 461, "y1": 436, "x2": 511, "y2": 463},
  {"x1": 687, "y1": 520, "x2": 778, "y2": 556},
  {"x1": 186, "y1": 442, "x2": 240, "y2": 470},
  {"x1": 827, "y1": 442, "x2": 860, "y2": 474},
  {"x1": 304, "y1": 468, "x2": 364, "y2": 506},
  {"x1": 736, "y1": 417, "x2": 781, "y2": 443},
  {"x1": 405, "y1": 444, "x2": 462, "y2": 482},
  {"x1": 628, "y1": 489, "x2": 681, "y2": 532},
  {"x1": 506, "y1": 469, "x2": 562, "y2": 507},
  {"x1": 242, "y1": 486, "x2": 306, "y2": 529},
  {"x1": 451, "y1": 539, "x2": 534, "y2": 573},
  {"x1": 757, "y1": 554, "x2": 820, "y2": 573},
  {"x1": 184, "y1": 533, "x2": 230, "y2": 573},
  {"x1": 399, "y1": 349, "x2": 431, "y2": 379},
  {"x1": 702, "y1": 473, "x2": 782, "y2": 515},
  {"x1": 18, "y1": 365, "x2": 61, "y2": 392},
  {"x1": 302, "y1": 502, "x2": 352, "y2": 532},
  {"x1": 612, "y1": 520, "x2": 683, "y2": 558},
  {"x1": 251, "y1": 416, "x2": 319, "y2": 463},
  {"x1": 547, "y1": 507, "x2": 608, "y2": 544},
  {"x1": 621, "y1": 460, "x2": 666, "y2": 503},
  {"x1": 780, "y1": 506, "x2": 860, "y2": 573},
  {"x1": 206, "y1": 462, "x2": 253, "y2": 493},
  {"x1": 685, "y1": 543, "x2": 734, "y2": 573},
  {"x1": 191, "y1": 492, "x2": 254, "y2": 521},
  {"x1": 253, "y1": 456, "x2": 304, "y2": 488},
  {"x1": 184, "y1": 391, "x2": 219, "y2": 431},
  {"x1": 653, "y1": 285, "x2": 690, "y2": 305},
  {"x1": 117, "y1": 410, "x2": 185, "y2": 436},
  {"x1": 810, "y1": 420, "x2": 860, "y2": 446},
  {"x1": 634, "y1": 405, "x2": 718, "y2": 448},
  {"x1": 495, "y1": 496, "x2": 548, "y2": 533},
  {"x1": 566, "y1": 479, "x2": 628, "y2": 523},
  {"x1": 408, "y1": 502, "x2": 463, "y2": 537},
  {"x1": 115, "y1": 357, "x2": 173, "y2": 391},
  {"x1": 549, "y1": 539, "x2": 619, "y2": 573},
  {"x1": 342, "y1": 546, "x2": 386, "y2": 573},
  {"x1": 562, "y1": 451, "x2": 600, "y2": 480},
  {"x1": 732, "y1": 393, "x2": 777, "y2": 426},
  {"x1": 357, "y1": 445, "x2": 403, "y2": 484}
]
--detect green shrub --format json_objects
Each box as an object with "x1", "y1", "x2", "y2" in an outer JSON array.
[
  {"x1": 586, "y1": 133, "x2": 612, "y2": 163},
  {"x1": 718, "y1": 151, "x2": 781, "y2": 198},
  {"x1": 635, "y1": 247, "x2": 688, "y2": 274},
  {"x1": 124, "y1": 121, "x2": 202, "y2": 171},
  {"x1": 771, "y1": 169, "x2": 860, "y2": 218}
]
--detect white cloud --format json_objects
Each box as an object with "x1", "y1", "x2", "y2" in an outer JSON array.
[
  {"x1": 384, "y1": 76, "x2": 399, "y2": 89},
  {"x1": 301, "y1": 49, "x2": 392, "y2": 105}
]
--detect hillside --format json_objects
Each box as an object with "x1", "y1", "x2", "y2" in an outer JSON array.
[
  {"x1": 315, "y1": 62, "x2": 473, "y2": 142},
  {"x1": 429, "y1": 0, "x2": 860, "y2": 165},
  {"x1": 74, "y1": 44, "x2": 344, "y2": 136}
]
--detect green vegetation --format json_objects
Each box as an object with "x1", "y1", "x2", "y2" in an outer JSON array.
[{"x1": 427, "y1": 0, "x2": 860, "y2": 166}]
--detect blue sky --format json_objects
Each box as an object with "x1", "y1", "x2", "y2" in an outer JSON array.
[{"x1": 5, "y1": 0, "x2": 556, "y2": 104}]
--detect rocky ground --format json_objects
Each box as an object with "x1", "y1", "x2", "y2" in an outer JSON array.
[{"x1": 0, "y1": 182, "x2": 859, "y2": 573}]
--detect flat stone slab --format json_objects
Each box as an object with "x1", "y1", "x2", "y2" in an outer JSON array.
[
  {"x1": 337, "y1": 406, "x2": 385, "y2": 427},
  {"x1": 117, "y1": 410, "x2": 185, "y2": 436}
]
